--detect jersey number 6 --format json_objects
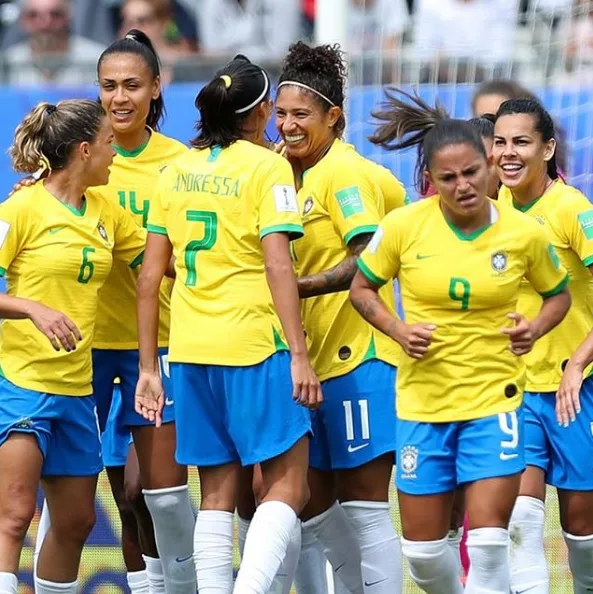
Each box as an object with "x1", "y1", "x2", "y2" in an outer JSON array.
[{"x1": 185, "y1": 210, "x2": 218, "y2": 287}]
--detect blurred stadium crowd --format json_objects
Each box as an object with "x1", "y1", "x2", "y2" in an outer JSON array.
[{"x1": 0, "y1": 0, "x2": 591, "y2": 87}]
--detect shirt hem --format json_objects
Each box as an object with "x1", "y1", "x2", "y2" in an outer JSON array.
[
  {"x1": 92, "y1": 340, "x2": 169, "y2": 350},
  {"x1": 1, "y1": 370, "x2": 92, "y2": 397},
  {"x1": 168, "y1": 350, "x2": 282, "y2": 367},
  {"x1": 316, "y1": 353, "x2": 399, "y2": 383},
  {"x1": 397, "y1": 397, "x2": 522, "y2": 423}
]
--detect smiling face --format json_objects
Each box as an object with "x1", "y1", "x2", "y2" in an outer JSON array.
[
  {"x1": 428, "y1": 142, "x2": 490, "y2": 220},
  {"x1": 275, "y1": 85, "x2": 341, "y2": 165},
  {"x1": 493, "y1": 112, "x2": 556, "y2": 191},
  {"x1": 98, "y1": 52, "x2": 160, "y2": 138}
]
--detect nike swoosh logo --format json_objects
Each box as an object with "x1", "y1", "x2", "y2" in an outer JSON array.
[
  {"x1": 500, "y1": 452, "x2": 518, "y2": 461},
  {"x1": 347, "y1": 443, "x2": 369, "y2": 453},
  {"x1": 416, "y1": 253, "x2": 436, "y2": 260},
  {"x1": 334, "y1": 563, "x2": 345, "y2": 573},
  {"x1": 165, "y1": 398, "x2": 174, "y2": 406},
  {"x1": 175, "y1": 555, "x2": 192, "y2": 563},
  {"x1": 49, "y1": 227, "x2": 66, "y2": 234},
  {"x1": 365, "y1": 578, "x2": 388, "y2": 587}
]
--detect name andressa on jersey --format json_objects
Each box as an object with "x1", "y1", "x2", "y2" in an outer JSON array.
[{"x1": 172, "y1": 173, "x2": 240, "y2": 197}]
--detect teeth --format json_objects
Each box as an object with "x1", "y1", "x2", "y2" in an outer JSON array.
[
  {"x1": 285, "y1": 135, "x2": 305, "y2": 143},
  {"x1": 114, "y1": 110, "x2": 132, "y2": 115},
  {"x1": 502, "y1": 164, "x2": 522, "y2": 171}
]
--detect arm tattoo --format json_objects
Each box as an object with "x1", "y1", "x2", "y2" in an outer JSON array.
[
  {"x1": 297, "y1": 233, "x2": 373, "y2": 298},
  {"x1": 350, "y1": 289, "x2": 381, "y2": 322}
]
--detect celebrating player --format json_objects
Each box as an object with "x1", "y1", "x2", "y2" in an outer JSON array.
[
  {"x1": 494, "y1": 98, "x2": 593, "y2": 594},
  {"x1": 0, "y1": 100, "x2": 146, "y2": 594},
  {"x1": 351, "y1": 90, "x2": 571, "y2": 594},
  {"x1": 136, "y1": 54, "x2": 321, "y2": 594},
  {"x1": 275, "y1": 41, "x2": 402, "y2": 594}
]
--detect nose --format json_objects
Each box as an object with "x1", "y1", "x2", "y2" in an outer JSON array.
[
  {"x1": 281, "y1": 114, "x2": 298, "y2": 134},
  {"x1": 113, "y1": 86, "x2": 127, "y2": 104},
  {"x1": 457, "y1": 176, "x2": 471, "y2": 193}
]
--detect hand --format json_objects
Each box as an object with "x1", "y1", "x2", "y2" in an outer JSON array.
[
  {"x1": 556, "y1": 360, "x2": 583, "y2": 427},
  {"x1": 27, "y1": 301, "x2": 82, "y2": 351},
  {"x1": 135, "y1": 370, "x2": 165, "y2": 427},
  {"x1": 393, "y1": 322, "x2": 436, "y2": 360},
  {"x1": 273, "y1": 140, "x2": 285, "y2": 154},
  {"x1": 291, "y1": 353, "x2": 323, "y2": 410},
  {"x1": 9, "y1": 175, "x2": 40, "y2": 196},
  {"x1": 501, "y1": 313, "x2": 534, "y2": 356}
]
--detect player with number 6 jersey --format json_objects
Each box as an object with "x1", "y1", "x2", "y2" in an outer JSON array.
[
  {"x1": 0, "y1": 100, "x2": 146, "y2": 594},
  {"x1": 353, "y1": 90, "x2": 570, "y2": 594}
]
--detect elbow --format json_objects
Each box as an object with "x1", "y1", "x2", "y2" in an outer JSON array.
[
  {"x1": 558, "y1": 288, "x2": 572, "y2": 319},
  {"x1": 137, "y1": 271, "x2": 162, "y2": 300},
  {"x1": 265, "y1": 257, "x2": 294, "y2": 281}
]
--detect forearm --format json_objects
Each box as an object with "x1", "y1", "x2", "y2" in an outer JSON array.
[
  {"x1": 136, "y1": 276, "x2": 161, "y2": 373},
  {"x1": 297, "y1": 256, "x2": 358, "y2": 299},
  {"x1": 530, "y1": 289, "x2": 571, "y2": 342},
  {"x1": 567, "y1": 331, "x2": 593, "y2": 372},
  {"x1": 0, "y1": 293, "x2": 38, "y2": 320},
  {"x1": 350, "y1": 285, "x2": 401, "y2": 341},
  {"x1": 266, "y1": 260, "x2": 308, "y2": 356}
]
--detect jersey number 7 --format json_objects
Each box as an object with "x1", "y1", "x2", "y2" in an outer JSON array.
[{"x1": 185, "y1": 210, "x2": 218, "y2": 287}]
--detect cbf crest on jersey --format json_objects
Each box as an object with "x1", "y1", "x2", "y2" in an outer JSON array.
[
  {"x1": 97, "y1": 221, "x2": 108, "y2": 242},
  {"x1": 400, "y1": 445, "x2": 418, "y2": 478},
  {"x1": 491, "y1": 250, "x2": 508, "y2": 273},
  {"x1": 303, "y1": 196, "x2": 314, "y2": 216}
]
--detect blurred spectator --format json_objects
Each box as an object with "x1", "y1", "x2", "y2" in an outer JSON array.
[
  {"x1": 2, "y1": 0, "x2": 104, "y2": 85},
  {"x1": 198, "y1": 0, "x2": 301, "y2": 63},
  {"x1": 349, "y1": 0, "x2": 409, "y2": 83},
  {"x1": 557, "y1": 0, "x2": 593, "y2": 81},
  {"x1": 413, "y1": 0, "x2": 520, "y2": 82},
  {"x1": 119, "y1": 0, "x2": 195, "y2": 82},
  {"x1": 302, "y1": 0, "x2": 315, "y2": 38}
]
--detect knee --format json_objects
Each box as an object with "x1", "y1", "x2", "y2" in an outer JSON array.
[
  {"x1": 401, "y1": 536, "x2": 448, "y2": 582},
  {"x1": 53, "y1": 506, "x2": 96, "y2": 546},
  {"x1": 124, "y1": 476, "x2": 144, "y2": 511},
  {"x1": 0, "y1": 493, "x2": 37, "y2": 542}
]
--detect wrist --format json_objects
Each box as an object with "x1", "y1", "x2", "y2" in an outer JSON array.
[{"x1": 388, "y1": 319, "x2": 405, "y2": 343}]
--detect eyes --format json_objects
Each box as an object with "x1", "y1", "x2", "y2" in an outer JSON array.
[
  {"x1": 493, "y1": 138, "x2": 530, "y2": 147},
  {"x1": 439, "y1": 166, "x2": 480, "y2": 183}
]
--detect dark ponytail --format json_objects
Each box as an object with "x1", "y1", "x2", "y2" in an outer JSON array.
[
  {"x1": 98, "y1": 29, "x2": 165, "y2": 131},
  {"x1": 496, "y1": 98, "x2": 559, "y2": 180},
  {"x1": 192, "y1": 55, "x2": 270, "y2": 150},
  {"x1": 370, "y1": 88, "x2": 486, "y2": 194}
]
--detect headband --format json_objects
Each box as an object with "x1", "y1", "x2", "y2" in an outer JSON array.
[
  {"x1": 277, "y1": 81, "x2": 336, "y2": 107},
  {"x1": 235, "y1": 70, "x2": 270, "y2": 114}
]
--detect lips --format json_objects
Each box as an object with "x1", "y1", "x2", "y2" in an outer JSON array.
[{"x1": 499, "y1": 163, "x2": 524, "y2": 179}]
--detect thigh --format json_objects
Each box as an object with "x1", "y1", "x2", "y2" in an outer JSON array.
[
  {"x1": 456, "y1": 409, "x2": 525, "y2": 487},
  {"x1": 91, "y1": 349, "x2": 118, "y2": 431},
  {"x1": 397, "y1": 490, "x2": 456, "y2": 540},
  {"x1": 225, "y1": 352, "x2": 311, "y2": 466},
  {"x1": 396, "y1": 418, "x2": 457, "y2": 495},
  {"x1": 43, "y1": 396, "x2": 103, "y2": 478},
  {"x1": 170, "y1": 362, "x2": 238, "y2": 468},
  {"x1": 465, "y1": 475, "x2": 521, "y2": 529},
  {"x1": 321, "y1": 360, "x2": 397, "y2": 470},
  {"x1": 336, "y1": 453, "x2": 394, "y2": 502},
  {"x1": 545, "y1": 378, "x2": 593, "y2": 491},
  {"x1": 102, "y1": 385, "x2": 132, "y2": 469},
  {"x1": 42, "y1": 474, "x2": 98, "y2": 530},
  {"x1": 198, "y1": 462, "x2": 241, "y2": 512}
]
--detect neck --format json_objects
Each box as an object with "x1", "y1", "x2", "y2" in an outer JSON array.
[
  {"x1": 300, "y1": 137, "x2": 336, "y2": 172},
  {"x1": 43, "y1": 170, "x2": 86, "y2": 209},
  {"x1": 510, "y1": 171, "x2": 552, "y2": 206},
  {"x1": 441, "y1": 199, "x2": 491, "y2": 234},
  {"x1": 114, "y1": 126, "x2": 151, "y2": 154}
]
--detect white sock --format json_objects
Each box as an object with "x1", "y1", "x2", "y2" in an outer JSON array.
[
  {"x1": 294, "y1": 526, "x2": 329, "y2": 594},
  {"x1": 34, "y1": 499, "x2": 51, "y2": 579},
  {"x1": 269, "y1": 521, "x2": 301, "y2": 594},
  {"x1": 342, "y1": 501, "x2": 402, "y2": 593},
  {"x1": 143, "y1": 555, "x2": 166, "y2": 594},
  {"x1": 563, "y1": 531, "x2": 593, "y2": 594},
  {"x1": 234, "y1": 500, "x2": 298, "y2": 594},
  {"x1": 509, "y1": 496, "x2": 549, "y2": 593},
  {"x1": 238, "y1": 516, "x2": 250, "y2": 560},
  {"x1": 333, "y1": 573, "x2": 351, "y2": 594},
  {"x1": 193, "y1": 510, "x2": 234, "y2": 594},
  {"x1": 143, "y1": 486, "x2": 197, "y2": 594},
  {"x1": 128, "y1": 570, "x2": 150, "y2": 594},
  {"x1": 0, "y1": 573, "x2": 17, "y2": 594},
  {"x1": 303, "y1": 502, "x2": 363, "y2": 594},
  {"x1": 465, "y1": 527, "x2": 509, "y2": 594},
  {"x1": 401, "y1": 535, "x2": 464, "y2": 594},
  {"x1": 447, "y1": 528, "x2": 464, "y2": 579},
  {"x1": 34, "y1": 578, "x2": 78, "y2": 594}
]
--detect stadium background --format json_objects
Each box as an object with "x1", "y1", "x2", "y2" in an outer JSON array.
[{"x1": 0, "y1": 0, "x2": 591, "y2": 591}]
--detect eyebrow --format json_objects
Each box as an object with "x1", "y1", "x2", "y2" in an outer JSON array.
[{"x1": 101, "y1": 77, "x2": 142, "y2": 84}]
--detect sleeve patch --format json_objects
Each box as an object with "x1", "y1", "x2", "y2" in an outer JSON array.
[
  {"x1": 335, "y1": 186, "x2": 365, "y2": 218},
  {"x1": 578, "y1": 210, "x2": 593, "y2": 240},
  {"x1": 548, "y1": 244, "x2": 561, "y2": 269},
  {"x1": 273, "y1": 185, "x2": 298, "y2": 213},
  {"x1": 367, "y1": 226, "x2": 384, "y2": 254},
  {"x1": 0, "y1": 220, "x2": 11, "y2": 249}
]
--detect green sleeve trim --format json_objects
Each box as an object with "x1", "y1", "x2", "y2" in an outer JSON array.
[
  {"x1": 0, "y1": 267, "x2": 5, "y2": 277},
  {"x1": 129, "y1": 251, "x2": 145, "y2": 269},
  {"x1": 147, "y1": 224, "x2": 168, "y2": 236},
  {"x1": 357, "y1": 258, "x2": 387, "y2": 287},
  {"x1": 539, "y1": 274, "x2": 569, "y2": 298},
  {"x1": 260, "y1": 224, "x2": 304, "y2": 240},
  {"x1": 583, "y1": 254, "x2": 593, "y2": 268},
  {"x1": 344, "y1": 224, "x2": 379, "y2": 245}
]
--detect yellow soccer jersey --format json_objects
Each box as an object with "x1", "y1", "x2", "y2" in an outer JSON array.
[
  {"x1": 361, "y1": 158, "x2": 410, "y2": 212},
  {"x1": 0, "y1": 184, "x2": 146, "y2": 396},
  {"x1": 291, "y1": 139, "x2": 401, "y2": 382},
  {"x1": 499, "y1": 181, "x2": 593, "y2": 391},
  {"x1": 358, "y1": 197, "x2": 568, "y2": 422},
  {"x1": 148, "y1": 140, "x2": 304, "y2": 366},
  {"x1": 89, "y1": 130, "x2": 187, "y2": 349}
]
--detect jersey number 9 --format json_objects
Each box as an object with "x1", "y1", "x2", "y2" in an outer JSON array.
[
  {"x1": 449, "y1": 277, "x2": 471, "y2": 310},
  {"x1": 185, "y1": 210, "x2": 218, "y2": 287}
]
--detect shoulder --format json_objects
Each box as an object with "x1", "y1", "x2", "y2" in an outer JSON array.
[
  {"x1": 497, "y1": 201, "x2": 542, "y2": 238},
  {"x1": 150, "y1": 132, "x2": 188, "y2": 158},
  {"x1": 552, "y1": 181, "x2": 591, "y2": 212}
]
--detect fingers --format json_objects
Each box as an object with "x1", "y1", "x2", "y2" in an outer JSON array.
[
  {"x1": 63, "y1": 316, "x2": 83, "y2": 341},
  {"x1": 405, "y1": 325, "x2": 435, "y2": 359}
]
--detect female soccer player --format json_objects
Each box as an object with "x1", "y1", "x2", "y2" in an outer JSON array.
[
  {"x1": 275, "y1": 41, "x2": 402, "y2": 594},
  {"x1": 34, "y1": 30, "x2": 192, "y2": 594},
  {"x1": 0, "y1": 99, "x2": 146, "y2": 594},
  {"x1": 136, "y1": 54, "x2": 321, "y2": 594},
  {"x1": 494, "y1": 98, "x2": 593, "y2": 594},
  {"x1": 350, "y1": 91, "x2": 571, "y2": 594}
]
